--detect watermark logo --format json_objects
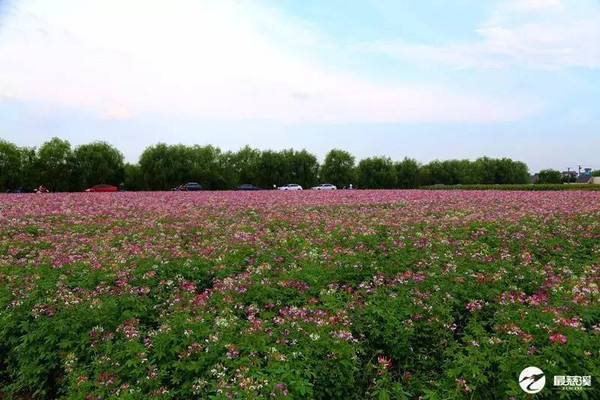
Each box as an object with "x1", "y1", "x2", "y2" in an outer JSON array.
[
  {"x1": 519, "y1": 366, "x2": 546, "y2": 394},
  {"x1": 554, "y1": 375, "x2": 592, "y2": 391}
]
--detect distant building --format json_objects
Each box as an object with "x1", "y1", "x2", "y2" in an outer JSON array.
[
  {"x1": 576, "y1": 174, "x2": 593, "y2": 184},
  {"x1": 571, "y1": 167, "x2": 598, "y2": 184}
]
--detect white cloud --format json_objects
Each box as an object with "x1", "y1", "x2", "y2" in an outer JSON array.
[
  {"x1": 0, "y1": 0, "x2": 538, "y2": 123},
  {"x1": 362, "y1": 0, "x2": 600, "y2": 70}
]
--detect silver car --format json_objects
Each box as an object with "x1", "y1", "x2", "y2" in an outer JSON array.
[
  {"x1": 278, "y1": 184, "x2": 303, "y2": 191},
  {"x1": 311, "y1": 183, "x2": 337, "y2": 190}
]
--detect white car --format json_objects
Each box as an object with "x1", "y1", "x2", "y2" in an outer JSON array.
[
  {"x1": 311, "y1": 183, "x2": 337, "y2": 190},
  {"x1": 278, "y1": 183, "x2": 303, "y2": 191}
]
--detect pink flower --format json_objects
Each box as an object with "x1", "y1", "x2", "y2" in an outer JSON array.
[
  {"x1": 180, "y1": 280, "x2": 197, "y2": 292},
  {"x1": 377, "y1": 355, "x2": 392, "y2": 370},
  {"x1": 549, "y1": 332, "x2": 567, "y2": 344},
  {"x1": 466, "y1": 300, "x2": 484, "y2": 312},
  {"x1": 455, "y1": 378, "x2": 470, "y2": 393}
]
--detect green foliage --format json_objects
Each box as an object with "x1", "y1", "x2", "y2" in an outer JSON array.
[
  {"x1": 282, "y1": 149, "x2": 319, "y2": 189},
  {"x1": 72, "y1": 142, "x2": 125, "y2": 190},
  {"x1": 419, "y1": 159, "x2": 475, "y2": 185},
  {"x1": 0, "y1": 143, "x2": 43, "y2": 191},
  {"x1": 0, "y1": 140, "x2": 22, "y2": 191},
  {"x1": 357, "y1": 157, "x2": 397, "y2": 189},
  {"x1": 536, "y1": 169, "x2": 563, "y2": 184},
  {"x1": 1, "y1": 194, "x2": 600, "y2": 398},
  {"x1": 256, "y1": 149, "x2": 289, "y2": 188},
  {"x1": 256, "y1": 149, "x2": 319, "y2": 189},
  {"x1": 138, "y1": 143, "x2": 230, "y2": 190},
  {"x1": 394, "y1": 158, "x2": 420, "y2": 189},
  {"x1": 123, "y1": 163, "x2": 145, "y2": 191},
  {"x1": 473, "y1": 157, "x2": 530, "y2": 184},
  {"x1": 229, "y1": 145, "x2": 261, "y2": 186},
  {"x1": 420, "y1": 157, "x2": 530, "y2": 186},
  {"x1": 139, "y1": 143, "x2": 187, "y2": 190},
  {"x1": 0, "y1": 138, "x2": 552, "y2": 191},
  {"x1": 19, "y1": 147, "x2": 38, "y2": 191},
  {"x1": 35, "y1": 137, "x2": 74, "y2": 192},
  {"x1": 320, "y1": 149, "x2": 356, "y2": 188}
]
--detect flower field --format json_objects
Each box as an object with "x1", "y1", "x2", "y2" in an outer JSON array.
[{"x1": 0, "y1": 191, "x2": 599, "y2": 399}]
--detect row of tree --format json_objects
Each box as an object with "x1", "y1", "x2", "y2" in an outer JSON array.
[
  {"x1": 0, "y1": 138, "x2": 124, "y2": 192},
  {"x1": 536, "y1": 169, "x2": 568, "y2": 184},
  {"x1": 1, "y1": 137, "x2": 533, "y2": 192}
]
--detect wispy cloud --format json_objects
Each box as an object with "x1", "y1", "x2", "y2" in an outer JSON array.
[
  {"x1": 0, "y1": 0, "x2": 538, "y2": 124},
  {"x1": 361, "y1": 0, "x2": 600, "y2": 70}
]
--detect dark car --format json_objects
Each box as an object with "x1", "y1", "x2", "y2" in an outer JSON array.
[
  {"x1": 183, "y1": 182, "x2": 202, "y2": 191},
  {"x1": 85, "y1": 184, "x2": 118, "y2": 192},
  {"x1": 237, "y1": 184, "x2": 261, "y2": 191}
]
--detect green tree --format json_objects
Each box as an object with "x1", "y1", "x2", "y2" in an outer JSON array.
[
  {"x1": 217, "y1": 151, "x2": 240, "y2": 189},
  {"x1": 256, "y1": 150, "x2": 289, "y2": 189},
  {"x1": 357, "y1": 156, "x2": 396, "y2": 189},
  {"x1": 500, "y1": 158, "x2": 529, "y2": 184},
  {"x1": 419, "y1": 160, "x2": 471, "y2": 185},
  {"x1": 281, "y1": 149, "x2": 319, "y2": 189},
  {"x1": 230, "y1": 146, "x2": 261, "y2": 187},
  {"x1": 256, "y1": 149, "x2": 320, "y2": 189},
  {"x1": 420, "y1": 157, "x2": 530, "y2": 186},
  {"x1": 188, "y1": 145, "x2": 228, "y2": 190},
  {"x1": 139, "y1": 143, "x2": 231, "y2": 190},
  {"x1": 0, "y1": 140, "x2": 23, "y2": 191},
  {"x1": 394, "y1": 158, "x2": 420, "y2": 188},
  {"x1": 536, "y1": 169, "x2": 563, "y2": 184},
  {"x1": 2, "y1": 138, "x2": 537, "y2": 191},
  {"x1": 419, "y1": 160, "x2": 446, "y2": 185},
  {"x1": 473, "y1": 157, "x2": 529, "y2": 184},
  {"x1": 72, "y1": 141, "x2": 124, "y2": 190},
  {"x1": 19, "y1": 146, "x2": 37, "y2": 191},
  {"x1": 122, "y1": 163, "x2": 144, "y2": 191},
  {"x1": 320, "y1": 149, "x2": 356, "y2": 188},
  {"x1": 139, "y1": 143, "x2": 180, "y2": 190},
  {"x1": 35, "y1": 137, "x2": 74, "y2": 192},
  {"x1": 472, "y1": 157, "x2": 496, "y2": 184}
]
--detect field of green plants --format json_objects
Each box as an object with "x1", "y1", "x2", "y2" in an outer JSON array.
[{"x1": 0, "y1": 191, "x2": 598, "y2": 399}]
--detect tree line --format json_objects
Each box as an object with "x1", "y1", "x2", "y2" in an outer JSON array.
[{"x1": 0, "y1": 137, "x2": 532, "y2": 192}]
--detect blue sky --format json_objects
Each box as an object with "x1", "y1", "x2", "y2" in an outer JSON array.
[{"x1": 0, "y1": 0, "x2": 599, "y2": 172}]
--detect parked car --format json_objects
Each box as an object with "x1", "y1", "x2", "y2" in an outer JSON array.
[
  {"x1": 237, "y1": 184, "x2": 261, "y2": 191},
  {"x1": 183, "y1": 182, "x2": 202, "y2": 191},
  {"x1": 311, "y1": 183, "x2": 337, "y2": 190},
  {"x1": 278, "y1": 184, "x2": 303, "y2": 191},
  {"x1": 85, "y1": 184, "x2": 118, "y2": 192}
]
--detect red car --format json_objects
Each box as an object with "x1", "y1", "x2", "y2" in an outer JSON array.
[{"x1": 85, "y1": 184, "x2": 118, "y2": 192}]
